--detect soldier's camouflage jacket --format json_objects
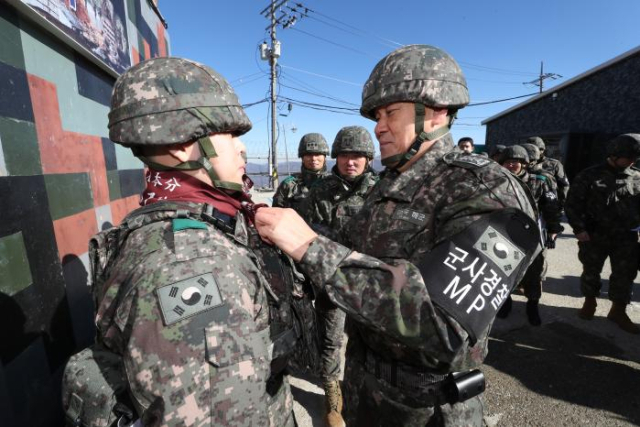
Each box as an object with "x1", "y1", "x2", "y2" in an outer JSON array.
[
  {"x1": 298, "y1": 134, "x2": 538, "y2": 374},
  {"x1": 565, "y1": 162, "x2": 640, "y2": 235},
  {"x1": 539, "y1": 156, "x2": 570, "y2": 206},
  {"x1": 305, "y1": 165, "x2": 378, "y2": 232},
  {"x1": 272, "y1": 167, "x2": 328, "y2": 213},
  {"x1": 519, "y1": 171, "x2": 564, "y2": 234},
  {"x1": 77, "y1": 201, "x2": 296, "y2": 427}
]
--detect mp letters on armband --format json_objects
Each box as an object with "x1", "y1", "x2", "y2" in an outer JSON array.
[{"x1": 419, "y1": 209, "x2": 539, "y2": 342}]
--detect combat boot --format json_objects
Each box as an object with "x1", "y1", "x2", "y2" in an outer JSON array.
[
  {"x1": 578, "y1": 296, "x2": 597, "y2": 320},
  {"x1": 607, "y1": 302, "x2": 640, "y2": 334},
  {"x1": 323, "y1": 380, "x2": 345, "y2": 427},
  {"x1": 526, "y1": 300, "x2": 541, "y2": 326}
]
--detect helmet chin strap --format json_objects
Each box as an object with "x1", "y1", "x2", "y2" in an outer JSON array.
[
  {"x1": 133, "y1": 136, "x2": 245, "y2": 192},
  {"x1": 381, "y1": 103, "x2": 454, "y2": 169}
]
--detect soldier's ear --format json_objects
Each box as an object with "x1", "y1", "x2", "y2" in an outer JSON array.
[{"x1": 167, "y1": 141, "x2": 197, "y2": 162}]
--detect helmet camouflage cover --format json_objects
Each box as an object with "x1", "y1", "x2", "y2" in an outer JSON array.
[
  {"x1": 502, "y1": 145, "x2": 530, "y2": 164},
  {"x1": 606, "y1": 133, "x2": 640, "y2": 158},
  {"x1": 108, "y1": 57, "x2": 252, "y2": 146},
  {"x1": 298, "y1": 133, "x2": 329, "y2": 157},
  {"x1": 527, "y1": 136, "x2": 546, "y2": 151},
  {"x1": 520, "y1": 143, "x2": 541, "y2": 163},
  {"x1": 331, "y1": 126, "x2": 375, "y2": 159},
  {"x1": 360, "y1": 44, "x2": 470, "y2": 120}
]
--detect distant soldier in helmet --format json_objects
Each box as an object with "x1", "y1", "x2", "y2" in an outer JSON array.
[
  {"x1": 490, "y1": 144, "x2": 506, "y2": 163},
  {"x1": 521, "y1": 143, "x2": 558, "y2": 192},
  {"x1": 498, "y1": 145, "x2": 563, "y2": 325},
  {"x1": 528, "y1": 136, "x2": 570, "y2": 209},
  {"x1": 566, "y1": 134, "x2": 640, "y2": 334},
  {"x1": 61, "y1": 58, "x2": 309, "y2": 426},
  {"x1": 457, "y1": 136, "x2": 474, "y2": 154},
  {"x1": 255, "y1": 45, "x2": 540, "y2": 426},
  {"x1": 305, "y1": 125, "x2": 378, "y2": 426},
  {"x1": 273, "y1": 133, "x2": 329, "y2": 213}
]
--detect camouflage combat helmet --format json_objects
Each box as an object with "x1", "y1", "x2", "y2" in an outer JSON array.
[
  {"x1": 520, "y1": 143, "x2": 541, "y2": 164},
  {"x1": 527, "y1": 136, "x2": 546, "y2": 152},
  {"x1": 331, "y1": 126, "x2": 375, "y2": 159},
  {"x1": 490, "y1": 144, "x2": 506, "y2": 157},
  {"x1": 108, "y1": 57, "x2": 252, "y2": 191},
  {"x1": 502, "y1": 145, "x2": 530, "y2": 164},
  {"x1": 360, "y1": 45, "x2": 469, "y2": 168},
  {"x1": 606, "y1": 133, "x2": 640, "y2": 158},
  {"x1": 298, "y1": 133, "x2": 329, "y2": 157}
]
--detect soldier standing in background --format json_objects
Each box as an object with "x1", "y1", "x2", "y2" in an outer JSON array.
[
  {"x1": 255, "y1": 45, "x2": 540, "y2": 426},
  {"x1": 566, "y1": 134, "x2": 640, "y2": 334},
  {"x1": 62, "y1": 57, "x2": 309, "y2": 426},
  {"x1": 457, "y1": 136, "x2": 474, "y2": 154},
  {"x1": 498, "y1": 145, "x2": 563, "y2": 325},
  {"x1": 489, "y1": 144, "x2": 506, "y2": 163},
  {"x1": 305, "y1": 125, "x2": 378, "y2": 427},
  {"x1": 273, "y1": 133, "x2": 330, "y2": 213},
  {"x1": 528, "y1": 136, "x2": 570, "y2": 210}
]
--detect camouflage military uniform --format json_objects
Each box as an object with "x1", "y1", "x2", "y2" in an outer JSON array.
[
  {"x1": 273, "y1": 167, "x2": 328, "y2": 213},
  {"x1": 565, "y1": 162, "x2": 640, "y2": 303},
  {"x1": 539, "y1": 157, "x2": 569, "y2": 206},
  {"x1": 62, "y1": 57, "x2": 303, "y2": 427},
  {"x1": 517, "y1": 171, "x2": 563, "y2": 301},
  {"x1": 90, "y1": 201, "x2": 296, "y2": 426},
  {"x1": 298, "y1": 135, "x2": 538, "y2": 426},
  {"x1": 306, "y1": 165, "x2": 378, "y2": 382}
]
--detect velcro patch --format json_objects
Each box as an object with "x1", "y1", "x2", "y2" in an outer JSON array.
[
  {"x1": 416, "y1": 208, "x2": 540, "y2": 343},
  {"x1": 156, "y1": 272, "x2": 224, "y2": 325},
  {"x1": 172, "y1": 218, "x2": 208, "y2": 232}
]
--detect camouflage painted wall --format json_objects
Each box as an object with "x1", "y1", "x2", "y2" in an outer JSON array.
[
  {"x1": 0, "y1": 2, "x2": 169, "y2": 426},
  {"x1": 484, "y1": 50, "x2": 640, "y2": 174}
]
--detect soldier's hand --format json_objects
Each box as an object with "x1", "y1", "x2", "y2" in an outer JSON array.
[
  {"x1": 255, "y1": 207, "x2": 318, "y2": 262},
  {"x1": 575, "y1": 231, "x2": 590, "y2": 242}
]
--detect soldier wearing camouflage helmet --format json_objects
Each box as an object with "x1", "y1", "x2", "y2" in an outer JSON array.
[
  {"x1": 498, "y1": 145, "x2": 563, "y2": 326},
  {"x1": 489, "y1": 144, "x2": 507, "y2": 163},
  {"x1": 528, "y1": 136, "x2": 570, "y2": 208},
  {"x1": 272, "y1": 133, "x2": 329, "y2": 213},
  {"x1": 521, "y1": 143, "x2": 558, "y2": 193},
  {"x1": 304, "y1": 125, "x2": 379, "y2": 426},
  {"x1": 566, "y1": 133, "x2": 640, "y2": 334},
  {"x1": 255, "y1": 45, "x2": 541, "y2": 426},
  {"x1": 61, "y1": 57, "x2": 311, "y2": 426}
]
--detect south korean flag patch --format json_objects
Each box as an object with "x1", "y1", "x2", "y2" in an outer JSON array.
[
  {"x1": 156, "y1": 273, "x2": 224, "y2": 325},
  {"x1": 417, "y1": 208, "x2": 541, "y2": 343}
]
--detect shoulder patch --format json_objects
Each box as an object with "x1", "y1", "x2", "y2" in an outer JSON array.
[
  {"x1": 172, "y1": 218, "x2": 208, "y2": 232},
  {"x1": 156, "y1": 272, "x2": 224, "y2": 325},
  {"x1": 534, "y1": 174, "x2": 547, "y2": 181},
  {"x1": 442, "y1": 152, "x2": 491, "y2": 169}
]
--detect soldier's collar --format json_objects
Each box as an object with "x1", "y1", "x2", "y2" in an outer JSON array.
[{"x1": 379, "y1": 135, "x2": 454, "y2": 202}]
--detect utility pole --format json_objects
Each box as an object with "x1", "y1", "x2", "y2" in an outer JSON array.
[
  {"x1": 260, "y1": 0, "x2": 286, "y2": 190},
  {"x1": 524, "y1": 61, "x2": 562, "y2": 93}
]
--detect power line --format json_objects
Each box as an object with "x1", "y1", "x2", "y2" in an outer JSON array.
[
  {"x1": 280, "y1": 64, "x2": 361, "y2": 86},
  {"x1": 296, "y1": 3, "x2": 403, "y2": 48},
  {"x1": 467, "y1": 92, "x2": 537, "y2": 107},
  {"x1": 280, "y1": 82, "x2": 359, "y2": 106},
  {"x1": 231, "y1": 71, "x2": 266, "y2": 84},
  {"x1": 289, "y1": 27, "x2": 378, "y2": 58}
]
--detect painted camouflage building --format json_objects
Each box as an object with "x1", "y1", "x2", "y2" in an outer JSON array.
[
  {"x1": 0, "y1": 1, "x2": 169, "y2": 426},
  {"x1": 482, "y1": 46, "x2": 640, "y2": 180}
]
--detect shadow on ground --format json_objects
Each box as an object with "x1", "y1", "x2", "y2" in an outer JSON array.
[{"x1": 487, "y1": 299, "x2": 640, "y2": 425}]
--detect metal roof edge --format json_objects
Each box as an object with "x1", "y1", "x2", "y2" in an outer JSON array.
[{"x1": 481, "y1": 45, "x2": 640, "y2": 125}]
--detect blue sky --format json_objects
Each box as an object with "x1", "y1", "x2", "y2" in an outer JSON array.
[{"x1": 159, "y1": 0, "x2": 640, "y2": 161}]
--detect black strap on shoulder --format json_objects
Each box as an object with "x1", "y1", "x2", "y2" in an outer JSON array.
[{"x1": 416, "y1": 208, "x2": 541, "y2": 344}]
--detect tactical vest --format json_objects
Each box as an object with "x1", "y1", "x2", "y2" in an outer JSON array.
[{"x1": 62, "y1": 201, "x2": 318, "y2": 427}]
